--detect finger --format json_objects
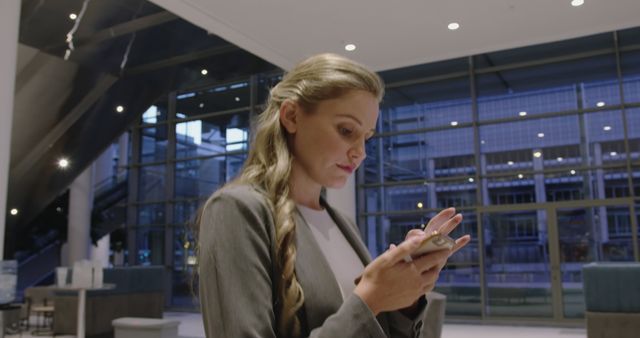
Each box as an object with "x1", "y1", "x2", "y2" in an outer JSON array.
[
  {"x1": 449, "y1": 235, "x2": 472, "y2": 256},
  {"x1": 412, "y1": 249, "x2": 450, "y2": 273},
  {"x1": 425, "y1": 208, "x2": 456, "y2": 233},
  {"x1": 381, "y1": 234, "x2": 426, "y2": 266},
  {"x1": 389, "y1": 243, "x2": 397, "y2": 250},
  {"x1": 438, "y1": 213, "x2": 463, "y2": 235},
  {"x1": 421, "y1": 269, "x2": 440, "y2": 289},
  {"x1": 405, "y1": 229, "x2": 425, "y2": 239}
]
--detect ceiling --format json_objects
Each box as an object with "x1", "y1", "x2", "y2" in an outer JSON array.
[{"x1": 148, "y1": 0, "x2": 640, "y2": 72}]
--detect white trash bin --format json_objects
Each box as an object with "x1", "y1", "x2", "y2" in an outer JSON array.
[{"x1": 112, "y1": 317, "x2": 180, "y2": 338}]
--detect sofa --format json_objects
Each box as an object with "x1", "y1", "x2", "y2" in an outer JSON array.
[
  {"x1": 53, "y1": 266, "x2": 166, "y2": 337},
  {"x1": 582, "y1": 262, "x2": 640, "y2": 338}
]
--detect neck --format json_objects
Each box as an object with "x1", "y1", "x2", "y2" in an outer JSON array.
[{"x1": 289, "y1": 162, "x2": 323, "y2": 210}]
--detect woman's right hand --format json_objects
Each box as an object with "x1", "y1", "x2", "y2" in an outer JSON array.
[{"x1": 353, "y1": 234, "x2": 452, "y2": 316}]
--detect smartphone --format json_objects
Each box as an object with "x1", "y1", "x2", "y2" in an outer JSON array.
[{"x1": 404, "y1": 232, "x2": 455, "y2": 262}]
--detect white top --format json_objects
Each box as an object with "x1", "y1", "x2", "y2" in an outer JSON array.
[{"x1": 297, "y1": 205, "x2": 365, "y2": 300}]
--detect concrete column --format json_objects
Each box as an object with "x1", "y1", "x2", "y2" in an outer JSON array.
[
  {"x1": 68, "y1": 165, "x2": 94, "y2": 265},
  {"x1": 91, "y1": 146, "x2": 115, "y2": 266},
  {"x1": 94, "y1": 145, "x2": 115, "y2": 187},
  {"x1": 0, "y1": 0, "x2": 20, "y2": 259},
  {"x1": 326, "y1": 173, "x2": 357, "y2": 224}
]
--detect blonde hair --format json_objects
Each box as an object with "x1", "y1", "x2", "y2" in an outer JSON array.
[{"x1": 204, "y1": 53, "x2": 383, "y2": 337}]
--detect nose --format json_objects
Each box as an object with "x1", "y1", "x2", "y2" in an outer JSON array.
[{"x1": 349, "y1": 137, "x2": 367, "y2": 163}]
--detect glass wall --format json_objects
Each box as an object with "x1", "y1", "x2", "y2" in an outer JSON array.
[
  {"x1": 122, "y1": 28, "x2": 640, "y2": 318},
  {"x1": 124, "y1": 74, "x2": 274, "y2": 309},
  {"x1": 361, "y1": 28, "x2": 640, "y2": 321}
]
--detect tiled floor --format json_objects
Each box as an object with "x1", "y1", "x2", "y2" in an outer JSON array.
[{"x1": 6, "y1": 312, "x2": 586, "y2": 338}]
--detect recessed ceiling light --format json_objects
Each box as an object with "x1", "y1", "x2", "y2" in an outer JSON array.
[
  {"x1": 58, "y1": 158, "x2": 69, "y2": 169},
  {"x1": 345, "y1": 44, "x2": 356, "y2": 52},
  {"x1": 115, "y1": 105, "x2": 124, "y2": 113},
  {"x1": 69, "y1": 13, "x2": 77, "y2": 20},
  {"x1": 610, "y1": 151, "x2": 618, "y2": 156},
  {"x1": 519, "y1": 111, "x2": 527, "y2": 117},
  {"x1": 508, "y1": 161, "x2": 514, "y2": 166},
  {"x1": 570, "y1": 169, "x2": 577, "y2": 175},
  {"x1": 450, "y1": 121, "x2": 458, "y2": 126},
  {"x1": 448, "y1": 22, "x2": 460, "y2": 30},
  {"x1": 571, "y1": 0, "x2": 585, "y2": 7},
  {"x1": 557, "y1": 157, "x2": 564, "y2": 162},
  {"x1": 533, "y1": 151, "x2": 542, "y2": 158},
  {"x1": 537, "y1": 133, "x2": 545, "y2": 138},
  {"x1": 417, "y1": 202, "x2": 423, "y2": 209},
  {"x1": 199, "y1": 103, "x2": 204, "y2": 108},
  {"x1": 468, "y1": 178, "x2": 474, "y2": 183},
  {"x1": 603, "y1": 125, "x2": 612, "y2": 131},
  {"x1": 201, "y1": 69, "x2": 208, "y2": 75},
  {"x1": 10, "y1": 208, "x2": 18, "y2": 216},
  {"x1": 518, "y1": 174, "x2": 524, "y2": 179},
  {"x1": 235, "y1": 97, "x2": 240, "y2": 102},
  {"x1": 596, "y1": 101, "x2": 605, "y2": 107}
]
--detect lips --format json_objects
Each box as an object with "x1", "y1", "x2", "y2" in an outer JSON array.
[{"x1": 336, "y1": 164, "x2": 354, "y2": 173}]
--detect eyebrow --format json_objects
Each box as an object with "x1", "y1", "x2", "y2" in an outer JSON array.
[{"x1": 336, "y1": 114, "x2": 376, "y2": 134}]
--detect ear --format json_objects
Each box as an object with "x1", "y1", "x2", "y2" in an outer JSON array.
[{"x1": 279, "y1": 99, "x2": 299, "y2": 134}]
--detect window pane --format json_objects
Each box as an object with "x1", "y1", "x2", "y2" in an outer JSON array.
[
  {"x1": 137, "y1": 203, "x2": 165, "y2": 226},
  {"x1": 173, "y1": 200, "x2": 204, "y2": 224},
  {"x1": 172, "y1": 227, "x2": 198, "y2": 308},
  {"x1": 436, "y1": 215, "x2": 482, "y2": 317},
  {"x1": 557, "y1": 206, "x2": 635, "y2": 318},
  {"x1": 138, "y1": 165, "x2": 165, "y2": 202},
  {"x1": 175, "y1": 112, "x2": 250, "y2": 159},
  {"x1": 483, "y1": 211, "x2": 553, "y2": 318},
  {"x1": 140, "y1": 126, "x2": 168, "y2": 163},
  {"x1": 380, "y1": 78, "x2": 471, "y2": 133},
  {"x1": 134, "y1": 226, "x2": 164, "y2": 266},
  {"x1": 176, "y1": 80, "x2": 250, "y2": 119},
  {"x1": 377, "y1": 128, "x2": 475, "y2": 182},
  {"x1": 477, "y1": 53, "x2": 618, "y2": 121},
  {"x1": 175, "y1": 155, "x2": 247, "y2": 199},
  {"x1": 141, "y1": 103, "x2": 169, "y2": 125},
  {"x1": 475, "y1": 33, "x2": 613, "y2": 70}
]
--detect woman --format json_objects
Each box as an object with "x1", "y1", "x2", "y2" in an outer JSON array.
[{"x1": 197, "y1": 53, "x2": 471, "y2": 337}]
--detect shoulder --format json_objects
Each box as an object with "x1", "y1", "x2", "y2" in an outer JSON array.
[{"x1": 203, "y1": 183, "x2": 274, "y2": 222}]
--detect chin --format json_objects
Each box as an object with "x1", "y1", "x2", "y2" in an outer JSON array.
[{"x1": 324, "y1": 177, "x2": 348, "y2": 189}]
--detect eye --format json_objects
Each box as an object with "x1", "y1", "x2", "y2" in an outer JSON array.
[{"x1": 338, "y1": 126, "x2": 353, "y2": 136}]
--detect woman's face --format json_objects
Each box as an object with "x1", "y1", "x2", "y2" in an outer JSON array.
[{"x1": 283, "y1": 89, "x2": 379, "y2": 189}]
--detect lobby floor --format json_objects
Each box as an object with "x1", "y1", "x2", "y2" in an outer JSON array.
[{"x1": 6, "y1": 311, "x2": 587, "y2": 338}]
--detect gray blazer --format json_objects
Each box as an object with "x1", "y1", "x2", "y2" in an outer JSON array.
[{"x1": 198, "y1": 184, "x2": 441, "y2": 338}]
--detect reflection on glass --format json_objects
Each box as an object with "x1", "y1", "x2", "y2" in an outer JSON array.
[
  {"x1": 175, "y1": 155, "x2": 247, "y2": 199},
  {"x1": 137, "y1": 203, "x2": 165, "y2": 226},
  {"x1": 483, "y1": 211, "x2": 553, "y2": 317},
  {"x1": 176, "y1": 81, "x2": 250, "y2": 119},
  {"x1": 138, "y1": 165, "x2": 165, "y2": 202},
  {"x1": 135, "y1": 226, "x2": 164, "y2": 266},
  {"x1": 557, "y1": 206, "x2": 634, "y2": 318},
  {"x1": 173, "y1": 200, "x2": 203, "y2": 224},
  {"x1": 140, "y1": 126, "x2": 168, "y2": 163},
  {"x1": 175, "y1": 113, "x2": 249, "y2": 159}
]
